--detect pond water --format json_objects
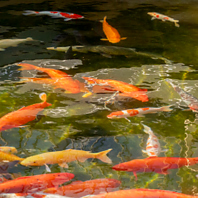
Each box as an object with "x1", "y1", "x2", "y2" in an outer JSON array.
[{"x1": 1, "y1": 0, "x2": 198, "y2": 196}]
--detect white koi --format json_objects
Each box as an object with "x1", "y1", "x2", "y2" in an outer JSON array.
[{"x1": 148, "y1": 12, "x2": 179, "y2": 27}]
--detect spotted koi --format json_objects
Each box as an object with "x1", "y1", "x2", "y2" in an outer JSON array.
[
  {"x1": 165, "y1": 79, "x2": 198, "y2": 112},
  {"x1": 107, "y1": 105, "x2": 172, "y2": 121},
  {"x1": 23, "y1": 11, "x2": 84, "y2": 21},
  {"x1": 148, "y1": 12, "x2": 179, "y2": 27}
]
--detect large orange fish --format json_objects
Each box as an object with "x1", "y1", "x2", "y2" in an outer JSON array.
[
  {"x1": 0, "y1": 146, "x2": 17, "y2": 154},
  {"x1": 44, "y1": 178, "x2": 121, "y2": 197},
  {"x1": 0, "y1": 172, "x2": 74, "y2": 193},
  {"x1": 0, "y1": 93, "x2": 51, "y2": 132},
  {"x1": 18, "y1": 63, "x2": 81, "y2": 94},
  {"x1": 112, "y1": 156, "x2": 198, "y2": 180},
  {"x1": 83, "y1": 188, "x2": 198, "y2": 198},
  {"x1": 101, "y1": 16, "x2": 127, "y2": 43},
  {"x1": 20, "y1": 149, "x2": 112, "y2": 171},
  {"x1": 83, "y1": 77, "x2": 148, "y2": 102}
]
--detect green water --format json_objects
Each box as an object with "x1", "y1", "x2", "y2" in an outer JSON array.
[{"x1": 1, "y1": 0, "x2": 198, "y2": 196}]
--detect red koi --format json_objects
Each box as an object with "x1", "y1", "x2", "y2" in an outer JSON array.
[
  {"x1": 18, "y1": 63, "x2": 81, "y2": 94},
  {"x1": 43, "y1": 179, "x2": 121, "y2": 197},
  {"x1": 0, "y1": 93, "x2": 51, "y2": 132},
  {"x1": 112, "y1": 156, "x2": 198, "y2": 180},
  {"x1": 82, "y1": 77, "x2": 148, "y2": 102},
  {"x1": 23, "y1": 11, "x2": 84, "y2": 21},
  {"x1": 0, "y1": 172, "x2": 74, "y2": 193},
  {"x1": 83, "y1": 188, "x2": 198, "y2": 198}
]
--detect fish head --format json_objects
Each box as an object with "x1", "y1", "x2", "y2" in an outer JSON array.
[
  {"x1": 20, "y1": 155, "x2": 46, "y2": 166},
  {"x1": 107, "y1": 111, "x2": 124, "y2": 119},
  {"x1": 147, "y1": 12, "x2": 156, "y2": 17}
]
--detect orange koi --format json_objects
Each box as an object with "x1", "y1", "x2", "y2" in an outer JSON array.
[
  {"x1": 107, "y1": 105, "x2": 172, "y2": 120},
  {"x1": 83, "y1": 188, "x2": 198, "y2": 198},
  {"x1": 112, "y1": 156, "x2": 198, "y2": 180},
  {"x1": 100, "y1": 16, "x2": 127, "y2": 43},
  {"x1": 82, "y1": 77, "x2": 148, "y2": 102},
  {"x1": 0, "y1": 93, "x2": 51, "y2": 132},
  {"x1": 0, "y1": 172, "x2": 74, "y2": 193},
  {"x1": 17, "y1": 63, "x2": 81, "y2": 94},
  {"x1": 0, "y1": 146, "x2": 17, "y2": 154},
  {"x1": 44, "y1": 179, "x2": 121, "y2": 197},
  {"x1": 0, "y1": 193, "x2": 72, "y2": 198},
  {"x1": 148, "y1": 12, "x2": 179, "y2": 27},
  {"x1": 20, "y1": 149, "x2": 112, "y2": 171}
]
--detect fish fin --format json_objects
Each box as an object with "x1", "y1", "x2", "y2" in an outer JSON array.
[
  {"x1": 26, "y1": 37, "x2": 33, "y2": 41},
  {"x1": 18, "y1": 125, "x2": 29, "y2": 128},
  {"x1": 64, "y1": 18, "x2": 72, "y2": 21},
  {"x1": 174, "y1": 21, "x2": 180, "y2": 27},
  {"x1": 58, "y1": 162, "x2": 69, "y2": 168},
  {"x1": 0, "y1": 48, "x2": 5, "y2": 51},
  {"x1": 121, "y1": 37, "x2": 127, "y2": 40},
  {"x1": 78, "y1": 157, "x2": 88, "y2": 162},
  {"x1": 142, "y1": 150, "x2": 147, "y2": 153},
  {"x1": 39, "y1": 92, "x2": 47, "y2": 102},
  {"x1": 82, "y1": 92, "x2": 93, "y2": 98},
  {"x1": 151, "y1": 17, "x2": 155, "y2": 20},
  {"x1": 100, "y1": 38, "x2": 109, "y2": 41},
  {"x1": 160, "y1": 105, "x2": 173, "y2": 112},
  {"x1": 133, "y1": 172, "x2": 138, "y2": 180},
  {"x1": 124, "y1": 118, "x2": 131, "y2": 122},
  {"x1": 96, "y1": 149, "x2": 112, "y2": 164},
  {"x1": 45, "y1": 164, "x2": 51, "y2": 172},
  {"x1": 23, "y1": 10, "x2": 37, "y2": 15}
]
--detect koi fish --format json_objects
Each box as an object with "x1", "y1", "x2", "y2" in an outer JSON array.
[
  {"x1": 112, "y1": 156, "x2": 198, "y2": 180},
  {"x1": 0, "y1": 146, "x2": 17, "y2": 154},
  {"x1": 165, "y1": 79, "x2": 198, "y2": 112},
  {"x1": 20, "y1": 149, "x2": 112, "y2": 171},
  {"x1": 44, "y1": 179, "x2": 121, "y2": 197},
  {"x1": 82, "y1": 77, "x2": 148, "y2": 102},
  {"x1": 0, "y1": 37, "x2": 33, "y2": 51},
  {"x1": 107, "y1": 105, "x2": 172, "y2": 120},
  {"x1": 148, "y1": 12, "x2": 179, "y2": 27},
  {"x1": 0, "y1": 151, "x2": 23, "y2": 162},
  {"x1": 81, "y1": 188, "x2": 198, "y2": 198},
  {"x1": 23, "y1": 11, "x2": 84, "y2": 21},
  {"x1": 20, "y1": 77, "x2": 92, "y2": 98},
  {"x1": 0, "y1": 93, "x2": 51, "y2": 132},
  {"x1": 100, "y1": 16, "x2": 127, "y2": 43},
  {"x1": 141, "y1": 124, "x2": 168, "y2": 157},
  {"x1": 18, "y1": 63, "x2": 82, "y2": 94},
  {"x1": 0, "y1": 193, "x2": 72, "y2": 198},
  {"x1": 0, "y1": 172, "x2": 74, "y2": 193}
]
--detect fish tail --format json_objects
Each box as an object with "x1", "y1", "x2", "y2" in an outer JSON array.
[
  {"x1": 95, "y1": 149, "x2": 112, "y2": 164},
  {"x1": 17, "y1": 63, "x2": 37, "y2": 71},
  {"x1": 142, "y1": 123, "x2": 153, "y2": 135},
  {"x1": 100, "y1": 16, "x2": 107, "y2": 23},
  {"x1": 39, "y1": 93, "x2": 52, "y2": 106},
  {"x1": 174, "y1": 20, "x2": 180, "y2": 27},
  {"x1": 23, "y1": 10, "x2": 37, "y2": 15},
  {"x1": 160, "y1": 105, "x2": 173, "y2": 112}
]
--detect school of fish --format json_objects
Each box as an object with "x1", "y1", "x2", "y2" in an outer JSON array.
[{"x1": 0, "y1": 5, "x2": 197, "y2": 198}]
